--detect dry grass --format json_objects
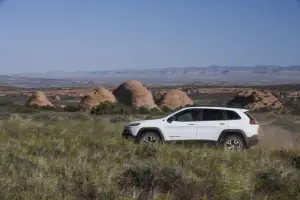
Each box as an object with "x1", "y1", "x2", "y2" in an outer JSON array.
[{"x1": 0, "y1": 114, "x2": 299, "y2": 200}]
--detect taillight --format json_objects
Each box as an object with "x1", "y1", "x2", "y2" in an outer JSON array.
[{"x1": 250, "y1": 119, "x2": 258, "y2": 125}]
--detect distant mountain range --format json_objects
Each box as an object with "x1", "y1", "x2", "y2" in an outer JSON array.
[{"x1": 3, "y1": 65, "x2": 300, "y2": 88}]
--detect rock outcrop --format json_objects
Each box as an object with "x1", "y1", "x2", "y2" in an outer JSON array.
[
  {"x1": 25, "y1": 91, "x2": 55, "y2": 107},
  {"x1": 113, "y1": 80, "x2": 157, "y2": 109},
  {"x1": 227, "y1": 89, "x2": 283, "y2": 111},
  {"x1": 157, "y1": 89, "x2": 193, "y2": 110},
  {"x1": 77, "y1": 87, "x2": 116, "y2": 110}
]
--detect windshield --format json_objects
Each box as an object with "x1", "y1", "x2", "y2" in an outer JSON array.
[{"x1": 166, "y1": 110, "x2": 177, "y2": 116}]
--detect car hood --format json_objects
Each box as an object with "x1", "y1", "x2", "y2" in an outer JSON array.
[{"x1": 127, "y1": 118, "x2": 164, "y2": 126}]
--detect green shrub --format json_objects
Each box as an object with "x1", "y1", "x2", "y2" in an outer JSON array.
[
  {"x1": 0, "y1": 99, "x2": 13, "y2": 106},
  {"x1": 91, "y1": 102, "x2": 170, "y2": 115},
  {"x1": 149, "y1": 107, "x2": 160, "y2": 114},
  {"x1": 161, "y1": 106, "x2": 171, "y2": 113},
  {"x1": 8, "y1": 105, "x2": 38, "y2": 113},
  {"x1": 9, "y1": 104, "x2": 59, "y2": 113},
  {"x1": 110, "y1": 115, "x2": 128, "y2": 123},
  {"x1": 91, "y1": 102, "x2": 131, "y2": 115},
  {"x1": 226, "y1": 103, "x2": 243, "y2": 108},
  {"x1": 63, "y1": 105, "x2": 78, "y2": 112},
  {"x1": 138, "y1": 106, "x2": 150, "y2": 114},
  {"x1": 38, "y1": 105, "x2": 58, "y2": 111}
]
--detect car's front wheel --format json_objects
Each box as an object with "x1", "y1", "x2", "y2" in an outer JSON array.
[
  {"x1": 138, "y1": 132, "x2": 161, "y2": 146},
  {"x1": 222, "y1": 135, "x2": 245, "y2": 150}
]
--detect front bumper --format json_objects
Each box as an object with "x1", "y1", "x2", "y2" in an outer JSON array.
[
  {"x1": 122, "y1": 127, "x2": 137, "y2": 140},
  {"x1": 245, "y1": 135, "x2": 259, "y2": 148}
]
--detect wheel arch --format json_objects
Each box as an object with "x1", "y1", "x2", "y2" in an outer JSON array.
[
  {"x1": 218, "y1": 129, "x2": 247, "y2": 145},
  {"x1": 137, "y1": 127, "x2": 165, "y2": 141}
]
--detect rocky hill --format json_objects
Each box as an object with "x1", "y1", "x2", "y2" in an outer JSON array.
[{"x1": 3, "y1": 66, "x2": 300, "y2": 87}]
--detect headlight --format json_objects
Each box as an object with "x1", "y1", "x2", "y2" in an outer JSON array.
[{"x1": 128, "y1": 123, "x2": 140, "y2": 126}]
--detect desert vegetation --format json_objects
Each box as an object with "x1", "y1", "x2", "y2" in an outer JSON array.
[
  {"x1": 0, "y1": 114, "x2": 299, "y2": 199},
  {"x1": 0, "y1": 82, "x2": 300, "y2": 199}
]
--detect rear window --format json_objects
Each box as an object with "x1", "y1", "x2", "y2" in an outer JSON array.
[
  {"x1": 226, "y1": 110, "x2": 241, "y2": 120},
  {"x1": 244, "y1": 112, "x2": 256, "y2": 121}
]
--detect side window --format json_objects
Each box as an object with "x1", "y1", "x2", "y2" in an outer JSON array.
[
  {"x1": 226, "y1": 110, "x2": 241, "y2": 120},
  {"x1": 202, "y1": 109, "x2": 225, "y2": 121},
  {"x1": 173, "y1": 109, "x2": 200, "y2": 122}
]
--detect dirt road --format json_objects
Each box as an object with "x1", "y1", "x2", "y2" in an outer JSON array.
[{"x1": 253, "y1": 113, "x2": 300, "y2": 150}]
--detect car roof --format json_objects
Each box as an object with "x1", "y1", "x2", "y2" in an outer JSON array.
[{"x1": 181, "y1": 106, "x2": 248, "y2": 112}]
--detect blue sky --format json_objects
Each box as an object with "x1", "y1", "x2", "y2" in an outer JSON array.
[{"x1": 0, "y1": 0, "x2": 300, "y2": 74}]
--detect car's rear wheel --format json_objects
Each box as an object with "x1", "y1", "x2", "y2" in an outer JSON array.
[
  {"x1": 222, "y1": 135, "x2": 245, "y2": 150},
  {"x1": 138, "y1": 132, "x2": 161, "y2": 146}
]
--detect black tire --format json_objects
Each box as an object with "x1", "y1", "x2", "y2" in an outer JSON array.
[
  {"x1": 138, "y1": 132, "x2": 161, "y2": 146},
  {"x1": 221, "y1": 135, "x2": 245, "y2": 150}
]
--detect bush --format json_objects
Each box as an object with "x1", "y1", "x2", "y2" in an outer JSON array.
[
  {"x1": 138, "y1": 106, "x2": 150, "y2": 114},
  {"x1": 161, "y1": 106, "x2": 171, "y2": 113},
  {"x1": 63, "y1": 105, "x2": 78, "y2": 112},
  {"x1": 91, "y1": 102, "x2": 131, "y2": 115},
  {"x1": 9, "y1": 104, "x2": 81, "y2": 114},
  {"x1": 110, "y1": 115, "x2": 128, "y2": 123},
  {"x1": 0, "y1": 99, "x2": 13, "y2": 106},
  {"x1": 149, "y1": 107, "x2": 160, "y2": 113},
  {"x1": 38, "y1": 105, "x2": 58, "y2": 111},
  {"x1": 91, "y1": 102, "x2": 170, "y2": 116},
  {"x1": 226, "y1": 103, "x2": 243, "y2": 108},
  {"x1": 9, "y1": 104, "x2": 60, "y2": 113},
  {"x1": 8, "y1": 105, "x2": 38, "y2": 113}
]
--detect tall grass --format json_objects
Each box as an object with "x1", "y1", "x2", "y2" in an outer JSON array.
[{"x1": 0, "y1": 116, "x2": 299, "y2": 199}]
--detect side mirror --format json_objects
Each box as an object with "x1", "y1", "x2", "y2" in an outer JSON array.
[{"x1": 167, "y1": 116, "x2": 175, "y2": 123}]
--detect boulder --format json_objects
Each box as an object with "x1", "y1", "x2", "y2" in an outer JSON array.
[
  {"x1": 77, "y1": 87, "x2": 116, "y2": 111},
  {"x1": 227, "y1": 89, "x2": 283, "y2": 111},
  {"x1": 157, "y1": 89, "x2": 193, "y2": 110},
  {"x1": 25, "y1": 91, "x2": 55, "y2": 107},
  {"x1": 113, "y1": 80, "x2": 157, "y2": 109}
]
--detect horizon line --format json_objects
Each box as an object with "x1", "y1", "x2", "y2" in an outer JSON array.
[{"x1": 4, "y1": 64, "x2": 300, "y2": 76}]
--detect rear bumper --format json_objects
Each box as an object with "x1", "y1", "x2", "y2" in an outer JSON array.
[{"x1": 245, "y1": 135, "x2": 259, "y2": 148}]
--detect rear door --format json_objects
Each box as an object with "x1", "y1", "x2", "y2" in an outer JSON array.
[
  {"x1": 225, "y1": 110, "x2": 243, "y2": 130},
  {"x1": 196, "y1": 109, "x2": 229, "y2": 141}
]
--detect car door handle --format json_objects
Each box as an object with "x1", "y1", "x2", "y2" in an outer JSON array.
[
  {"x1": 219, "y1": 123, "x2": 225, "y2": 125},
  {"x1": 188, "y1": 123, "x2": 196, "y2": 125}
]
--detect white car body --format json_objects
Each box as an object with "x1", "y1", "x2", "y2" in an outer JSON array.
[{"x1": 122, "y1": 106, "x2": 259, "y2": 148}]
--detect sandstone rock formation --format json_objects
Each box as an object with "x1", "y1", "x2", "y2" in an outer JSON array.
[
  {"x1": 227, "y1": 89, "x2": 283, "y2": 111},
  {"x1": 25, "y1": 91, "x2": 55, "y2": 107},
  {"x1": 77, "y1": 87, "x2": 116, "y2": 110},
  {"x1": 113, "y1": 80, "x2": 157, "y2": 109},
  {"x1": 157, "y1": 89, "x2": 193, "y2": 110},
  {"x1": 150, "y1": 90, "x2": 166, "y2": 103}
]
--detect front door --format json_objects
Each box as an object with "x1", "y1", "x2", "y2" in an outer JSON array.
[{"x1": 164, "y1": 108, "x2": 201, "y2": 140}]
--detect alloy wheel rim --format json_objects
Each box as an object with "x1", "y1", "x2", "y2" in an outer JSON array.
[
  {"x1": 143, "y1": 135, "x2": 158, "y2": 146},
  {"x1": 225, "y1": 139, "x2": 241, "y2": 150}
]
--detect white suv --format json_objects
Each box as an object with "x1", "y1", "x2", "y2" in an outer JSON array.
[{"x1": 122, "y1": 106, "x2": 259, "y2": 150}]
